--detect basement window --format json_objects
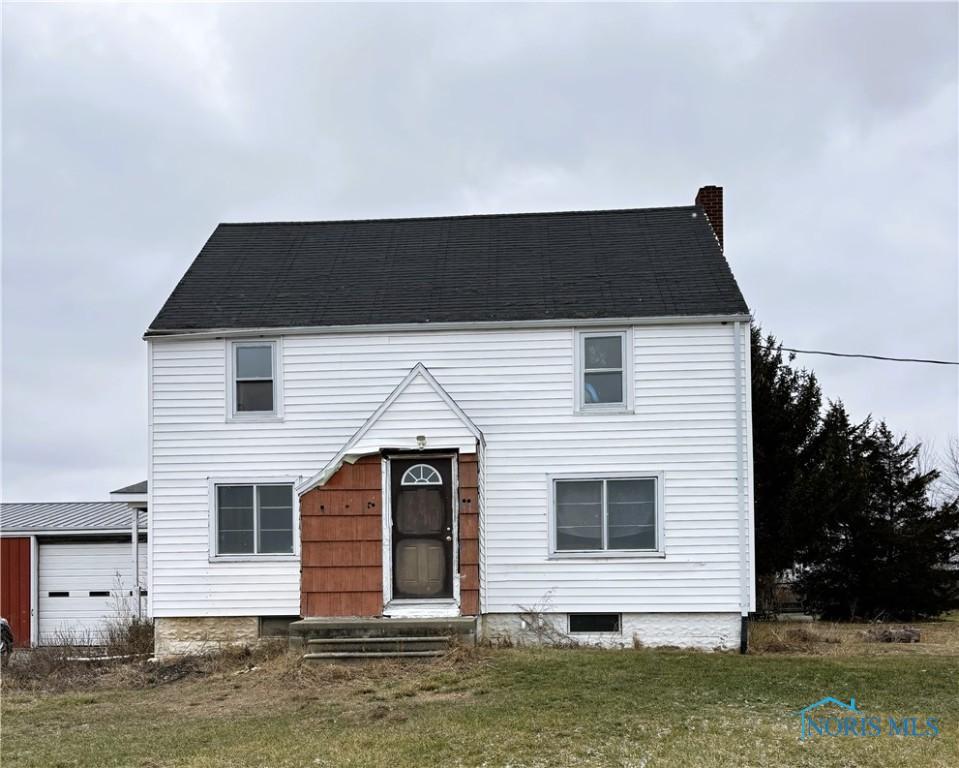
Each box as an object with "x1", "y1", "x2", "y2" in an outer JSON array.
[
  {"x1": 213, "y1": 483, "x2": 295, "y2": 557},
  {"x1": 569, "y1": 614, "x2": 621, "y2": 633}
]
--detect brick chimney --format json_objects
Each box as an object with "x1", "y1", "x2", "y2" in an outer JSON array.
[{"x1": 695, "y1": 185, "x2": 723, "y2": 249}]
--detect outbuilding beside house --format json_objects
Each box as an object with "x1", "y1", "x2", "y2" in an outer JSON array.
[{"x1": 0, "y1": 485, "x2": 147, "y2": 647}]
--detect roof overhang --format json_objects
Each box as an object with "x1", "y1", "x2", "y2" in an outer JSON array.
[
  {"x1": 144, "y1": 313, "x2": 752, "y2": 341},
  {"x1": 109, "y1": 492, "x2": 148, "y2": 506},
  {"x1": 1, "y1": 528, "x2": 145, "y2": 537}
]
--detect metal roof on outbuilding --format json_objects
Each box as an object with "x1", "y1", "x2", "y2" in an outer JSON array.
[{"x1": 1, "y1": 502, "x2": 146, "y2": 534}]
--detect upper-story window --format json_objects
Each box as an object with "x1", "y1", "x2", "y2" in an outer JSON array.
[
  {"x1": 576, "y1": 330, "x2": 630, "y2": 412},
  {"x1": 229, "y1": 340, "x2": 282, "y2": 419}
]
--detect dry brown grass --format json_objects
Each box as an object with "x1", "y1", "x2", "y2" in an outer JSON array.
[
  {"x1": 750, "y1": 614, "x2": 959, "y2": 656},
  {"x1": 0, "y1": 636, "x2": 292, "y2": 694},
  {"x1": 3, "y1": 636, "x2": 958, "y2": 768}
]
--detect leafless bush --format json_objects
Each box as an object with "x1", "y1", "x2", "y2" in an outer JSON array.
[
  {"x1": 102, "y1": 617, "x2": 155, "y2": 657},
  {"x1": 515, "y1": 591, "x2": 579, "y2": 647},
  {"x1": 749, "y1": 621, "x2": 842, "y2": 653},
  {"x1": 2, "y1": 635, "x2": 288, "y2": 694}
]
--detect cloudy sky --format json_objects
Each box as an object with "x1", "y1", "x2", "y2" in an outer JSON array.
[{"x1": 2, "y1": 2, "x2": 957, "y2": 501}]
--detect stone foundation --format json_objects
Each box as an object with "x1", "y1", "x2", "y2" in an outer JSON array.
[
  {"x1": 481, "y1": 612, "x2": 741, "y2": 651},
  {"x1": 154, "y1": 617, "x2": 260, "y2": 659}
]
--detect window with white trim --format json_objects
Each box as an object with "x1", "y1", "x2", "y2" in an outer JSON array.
[
  {"x1": 214, "y1": 483, "x2": 294, "y2": 555},
  {"x1": 578, "y1": 331, "x2": 628, "y2": 409},
  {"x1": 232, "y1": 341, "x2": 276, "y2": 415},
  {"x1": 400, "y1": 464, "x2": 442, "y2": 485},
  {"x1": 553, "y1": 477, "x2": 658, "y2": 552}
]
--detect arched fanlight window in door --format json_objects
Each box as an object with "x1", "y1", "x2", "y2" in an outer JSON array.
[{"x1": 400, "y1": 463, "x2": 442, "y2": 486}]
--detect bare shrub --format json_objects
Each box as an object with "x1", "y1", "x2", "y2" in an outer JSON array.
[
  {"x1": 2, "y1": 635, "x2": 289, "y2": 694},
  {"x1": 749, "y1": 621, "x2": 842, "y2": 653},
  {"x1": 2, "y1": 640, "x2": 102, "y2": 692},
  {"x1": 862, "y1": 626, "x2": 922, "y2": 643},
  {"x1": 516, "y1": 591, "x2": 579, "y2": 647}
]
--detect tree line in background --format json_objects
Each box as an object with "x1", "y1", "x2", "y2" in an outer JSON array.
[{"x1": 751, "y1": 326, "x2": 959, "y2": 621}]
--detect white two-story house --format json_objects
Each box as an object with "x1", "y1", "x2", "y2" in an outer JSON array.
[{"x1": 145, "y1": 185, "x2": 755, "y2": 656}]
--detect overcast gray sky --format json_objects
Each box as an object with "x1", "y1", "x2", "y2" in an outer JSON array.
[{"x1": 2, "y1": 2, "x2": 957, "y2": 502}]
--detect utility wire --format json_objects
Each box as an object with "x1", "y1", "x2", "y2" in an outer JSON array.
[{"x1": 763, "y1": 345, "x2": 959, "y2": 366}]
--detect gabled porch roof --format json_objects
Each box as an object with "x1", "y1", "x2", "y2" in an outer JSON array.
[{"x1": 296, "y1": 363, "x2": 483, "y2": 495}]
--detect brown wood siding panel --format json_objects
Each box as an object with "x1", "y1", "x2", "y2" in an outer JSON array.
[
  {"x1": 460, "y1": 564, "x2": 479, "y2": 591},
  {"x1": 459, "y1": 539, "x2": 479, "y2": 567},
  {"x1": 300, "y1": 453, "x2": 482, "y2": 618},
  {"x1": 322, "y1": 461, "x2": 381, "y2": 490},
  {"x1": 302, "y1": 515, "x2": 381, "y2": 542},
  {"x1": 0, "y1": 537, "x2": 31, "y2": 644},
  {"x1": 302, "y1": 541, "x2": 382, "y2": 568},
  {"x1": 458, "y1": 459, "x2": 478, "y2": 487},
  {"x1": 302, "y1": 490, "x2": 380, "y2": 516},
  {"x1": 458, "y1": 453, "x2": 480, "y2": 616},
  {"x1": 302, "y1": 567, "x2": 383, "y2": 593},
  {"x1": 460, "y1": 590, "x2": 479, "y2": 616},
  {"x1": 459, "y1": 512, "x2": 479, "y2": 542},
  {"x1": 305, "y1": 592, "x2": 382, "y2": 617},
  {"x1": 301, "y1": 456, "x2": 383, "y2": 617}
]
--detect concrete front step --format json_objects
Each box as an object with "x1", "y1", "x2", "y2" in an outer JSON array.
[
  {"x1": 303, "y1": 650, "x2": 446, "y2": 661},
  {"x1": 307, "y1": 635, "x2": 452, "y2": 654},
  {"x1": 289, "y1": 616, "x2": 476, "y2": 648}
]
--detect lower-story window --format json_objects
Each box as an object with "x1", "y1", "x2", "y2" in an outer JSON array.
[
  {"x1": 215, "y1": 483, "x2": 294, "y2": 556},
  {"x1": 552, "y1": 476, "x2": 659, "y2": 553}
]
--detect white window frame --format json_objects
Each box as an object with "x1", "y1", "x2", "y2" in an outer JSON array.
[
  {"x1": 208, "y1": 477, "x2": 300, "y2": 562},
  {"x1": 226, "y1": 339, "x2": 284, "y2": 422},
  {"x1": 574, "y1": 329, "x2": 633, "y2": 413},
  {"x1": 547, "y1": 471, "x2": 665, "y2": 559}
]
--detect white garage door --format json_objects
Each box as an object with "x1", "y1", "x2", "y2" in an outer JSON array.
[{"x1": 38, "y1": 541, "x2": 147, "y2": 646}]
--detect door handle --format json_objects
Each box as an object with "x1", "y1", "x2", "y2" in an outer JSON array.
[{"x1": 445, "y1": 535, "x2": 452, "y2": 542}]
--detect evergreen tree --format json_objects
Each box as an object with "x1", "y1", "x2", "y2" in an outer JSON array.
[
  {"x1": 750, "y1": 327, "x2": 959, "y2": 619},
  {"x1": 750, "y1": 327, "x2": 822, "y2": 609},
  {"x1": 797, "y1": 406, "x2": 959, "y2": 620}
]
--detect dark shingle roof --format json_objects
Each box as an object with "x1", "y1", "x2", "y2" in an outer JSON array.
[
  {"x1": 1, "y1": 503, "x2": 146, "y2": 533},
  {"x1": 147, "y1": 205, "x2": 748, "y2": 335},
  {"x1": 111, "y1": 481, "x2": 147, "y2": 495}
]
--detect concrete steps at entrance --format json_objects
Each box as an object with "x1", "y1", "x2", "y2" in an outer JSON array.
[{"x1": 290, "y1": 617, "x2": 476, "y2": 662}]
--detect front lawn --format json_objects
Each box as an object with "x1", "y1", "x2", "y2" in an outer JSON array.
[{"x1": 2, "y1": 631, "x2": 958, "y2": 767}]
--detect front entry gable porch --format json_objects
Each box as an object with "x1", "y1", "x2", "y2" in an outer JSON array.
[{"x1": 298, "y1": 364, "x2": 481, "y2": 621}]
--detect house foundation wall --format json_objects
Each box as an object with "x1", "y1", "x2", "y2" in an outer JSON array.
[
  {"x1": 481, "y1": 612, "x2": 741, "y2": 650},
  {"x1": 154, "y1": 616, "x2": 260, "y2": 659},
  {"x1": 154, "y1": 612, "x2": 740, "y2": 656}
]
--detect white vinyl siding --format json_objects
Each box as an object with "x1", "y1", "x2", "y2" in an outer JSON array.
[{"x1": 149, "y1": 322, "x2": 753, "y2": 617}]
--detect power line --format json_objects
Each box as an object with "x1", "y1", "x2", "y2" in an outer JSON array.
[{"x1": 766, "y1": 345, "x2": 959, "y2": 366}]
